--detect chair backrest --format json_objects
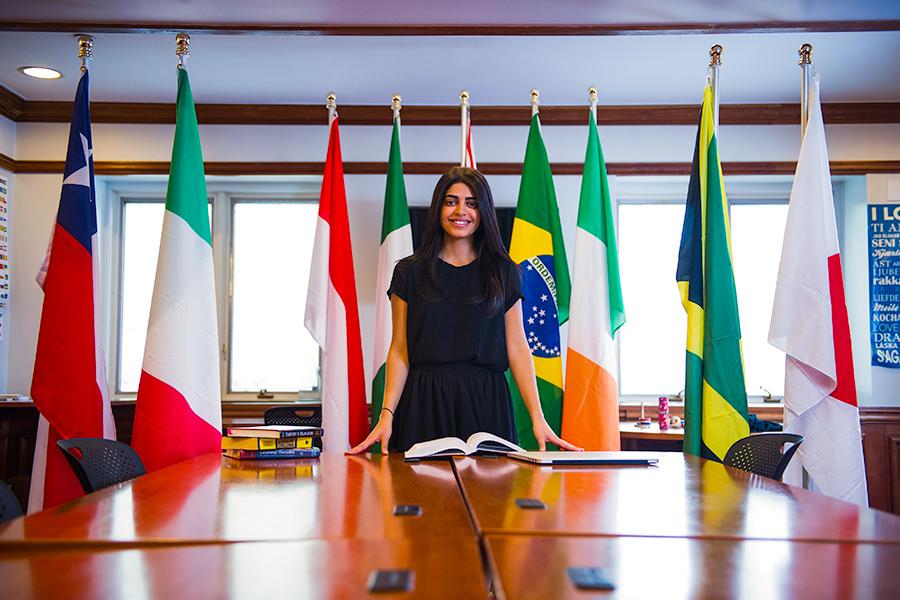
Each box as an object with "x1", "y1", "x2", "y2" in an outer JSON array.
[
  {"x1": 264, "y1": 406, "x2": 322, "y2": 427},
  {"x1": 0, "y1": 480, "x2": 23, "y2": 522},
  {"x1": 56, "y1": 438, "x2": 147, "y2": 494},
  {"x1": 723, "y1": 432, "x2": 804, "y2": 481}
]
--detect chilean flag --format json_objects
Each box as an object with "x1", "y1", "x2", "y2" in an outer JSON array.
[
  {"x1": 29, "y1": 71, "x2": 116, "y2": 512},
  {"x1": 769, "y1": 78, "x2": 868, "y2": 505},
  {"x1": 304, "y1": 114, "x2": 367, "y2": 451}
]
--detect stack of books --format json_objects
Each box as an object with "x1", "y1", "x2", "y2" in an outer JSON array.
[{"x1": 222, "y1": 425, "x2": 323, "y2": 460}]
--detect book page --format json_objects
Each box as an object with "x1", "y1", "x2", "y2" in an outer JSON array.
[
  {"x1": 404, "y1": 436, "x2": 473, "y2": 460},
  {"x1": 466, "y1": 432, "x2": 525, "y2": 453}
]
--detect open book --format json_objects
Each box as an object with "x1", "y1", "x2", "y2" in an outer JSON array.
[{"x1": 404, "y1": 432, "x2": 524, "y2": 461}]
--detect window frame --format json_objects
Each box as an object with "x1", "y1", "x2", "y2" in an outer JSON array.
[
  {"x1": 614, "y1": 176, "x2": 794, "y2": 406},
  {"x1": 105, "y1": 178, "x2": 322, "y2": 402}
]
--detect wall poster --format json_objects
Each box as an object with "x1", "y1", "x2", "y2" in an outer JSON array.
[{"x1": 869, "y1": 203, "x2": 900, "y2": 368}]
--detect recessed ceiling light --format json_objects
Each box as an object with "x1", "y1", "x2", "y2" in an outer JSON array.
[{"x1": 18, "y1": 66, "x2": 63, "y2": 80}]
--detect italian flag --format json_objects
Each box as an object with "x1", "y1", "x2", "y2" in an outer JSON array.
[
  {"x1": 305, "y1": 113, "x2": 368, "y2": 451},
  {"x1": 371, "y1": 112, "x2": 413, "y2": 435},
  {"x1": 562, "y1": 106, "x2": 625, "y2": 451},
  {"x1": 132, "y1": 68, "x2": 222, "y2": 472}
]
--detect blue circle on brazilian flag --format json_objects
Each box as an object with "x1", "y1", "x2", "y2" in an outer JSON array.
[{"x1": 518, "y1": 255, "x2": 560, "y2": 359}]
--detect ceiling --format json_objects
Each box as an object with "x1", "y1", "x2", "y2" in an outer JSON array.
[
  {"x1": 4, "y1": 0, "x2": 900, "y2": 26},
  {"x1": 0, "y1": 2, "x2": 898, "y2": 106}
]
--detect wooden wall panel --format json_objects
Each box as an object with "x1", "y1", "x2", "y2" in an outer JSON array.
[{"x1": 861, "y1": 407, "x2": 900, "y2": 515}]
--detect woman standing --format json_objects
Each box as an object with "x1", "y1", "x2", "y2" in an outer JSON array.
[{"x1": 348, "y1": 167, "x2": 579, "y2": 454}]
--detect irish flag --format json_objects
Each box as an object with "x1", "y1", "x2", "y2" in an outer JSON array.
[
  {"x1": 371, "y1": 109, "x2": 413, "y2": 435},
  {"x1": 132, "y1": 68, "x2": 222, "y2": 472},
  {"x1": 305, "y1": 112, "x2": 368, "y2": 451},
  {"x1": 562, "y1": 104, "x2": 625, "y2": 451},
  {"x1": 769, "y1": 78, "x2": 867, "y2": 505},
  {"x1": 508, "y1": 105, "x2": 571, "y2": 449}
]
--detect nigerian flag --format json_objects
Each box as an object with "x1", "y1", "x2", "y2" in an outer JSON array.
[
  {"x1": 371, "y1": 111, "x2": 413, "y2": 437},
  {"x1": 508, "y1": 108, "x2": 571, "y2": 449},
  {"x1": 676, "y1": 85, "x2": 749, "y2": 461}
]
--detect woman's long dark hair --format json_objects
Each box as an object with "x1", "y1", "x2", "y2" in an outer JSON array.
[{"x1": 409, "y1": 167, "x2": 517, "y2": 316}]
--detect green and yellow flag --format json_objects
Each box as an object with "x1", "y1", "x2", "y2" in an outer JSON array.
[
  {"x1": 676, "y1": 86, "x2": 749, "y2": 461},
  {"x1": 508, "y1": 108, "x2": 571, "y2": 449}
]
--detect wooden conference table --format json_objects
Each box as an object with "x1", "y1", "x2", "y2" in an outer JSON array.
[{"x1": 1, "y1": 452, "x2": 899, "y2": 598}]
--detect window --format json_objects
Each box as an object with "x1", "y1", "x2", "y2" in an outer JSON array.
[
  {"x1": 229, "y1": 201, "x2": 320, "y2": 393},
  {"x1": 117, "y1": 200, "x2": 166, "y2": 393},
  {"x1": 113, "y1": 183, "x2": 320, "y2": 399},
  {"x1": 617, "y1": 192, "x2": 788, "y2": 400}
]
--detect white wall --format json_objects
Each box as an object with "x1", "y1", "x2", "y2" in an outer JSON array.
[
  {"x1": 0, "y1": 115, "x2": 15, "y2": 389},
  {"x1": 5, "y1": 119, "x2": 900, "y2": 398}
]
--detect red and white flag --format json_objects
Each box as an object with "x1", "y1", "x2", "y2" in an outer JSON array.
[
  {"x1": 769, "y1": 78, "x2": 867, "y2": 505},
  {"x1": 305, "y1": 113, "x2": 367, "y2": 451},
  {"x1": 464, "y1": 109, "x2": 476, "y2": 169},
  {"x1": 29, "y1": 72, "x2": 116, "y2": 512}
]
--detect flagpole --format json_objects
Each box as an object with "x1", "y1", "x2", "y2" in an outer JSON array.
[
  {"x1": 175, "y1": 32, "x2": 190, "y2": 69},
  {"x1": 76, "y1": 34, "x2": 93, "y2": 73},
  {"x1": 797, "y1": 42, "x2": 815, "y2": 492},
  {"x1": 392, "y1": 94, "x2": 401, "y2": 123},
  {"x1": 799, "y1": 43, "x2": 814, "y2": 139},
  {"x1": 326, "y1": 92, "x2": 337, "y2": 127},
  {"x1": 708, "y1": 44, "x2": 723, "y2": 134},
  {"x1": 531, "y1": 88, "x2": 540, "y2": 117},
  {"x1": 459, "y1": 91, "x2": 469, "y2": 167}
]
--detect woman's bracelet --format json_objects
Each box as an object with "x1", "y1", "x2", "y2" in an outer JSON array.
[{"x1": 381, "y1": 406, "x2": 394, "y2": 417}]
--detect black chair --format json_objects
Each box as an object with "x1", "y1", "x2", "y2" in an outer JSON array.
[
  {"x1": 723, "y1": 432, "x2": 804, "y2": 481},
  {"x1": 264, "y1": 406, "x2": 323, "y2": 449},
  {"x1": 264, "y1": 406, "x2": 322, "y2": 428},
  {"x1": 56, "y1": 438, "x2": 146, "y2": 494},
  {"x1": 0, "y1": 479, "x2": 23, "y2": 522}
]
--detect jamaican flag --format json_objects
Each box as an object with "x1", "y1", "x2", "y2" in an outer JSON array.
[
  {"x1": 508, "y1": 109, "x2": 571, "y2": 449},
  {"x1": 676, "y1": 86, "x2": 749, "y2": 461}
]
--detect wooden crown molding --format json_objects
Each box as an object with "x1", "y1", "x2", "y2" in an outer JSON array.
[
  {"x1": 11, "y1": 100, "x2": 900, "y2": 126},
  {"x1": 1, "y1": 20, "x2": 899, "y2": 36},
  {"x1": 0, "y1": 85, "x2": 26, "y2": 121},
  {"x1": 4, "y1": 155, "x2": 899, "y2": 177}
]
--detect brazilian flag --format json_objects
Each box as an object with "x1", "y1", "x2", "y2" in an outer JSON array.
[
  {"x1": 676, "y1": 86, "x2": 749, "y2": 462},
  {"x1": 508, "y1": 110, "x2": 571, "y2": 449}
]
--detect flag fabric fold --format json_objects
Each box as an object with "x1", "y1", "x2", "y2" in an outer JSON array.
[
  {"x1": 676, "y1": 85, "x2": 749, "y2": 462},
  {"x1": 371, "y1": 113, "x2": 413, "y2": 432},
  {"x1": 508, "y1": 109, "x2": 571, "y2": 449},
  {"x1": 562, "y1": 106, "x2": 625, "y2": 451},
  {"x1": 29, "y1": 71, "x2": 116, "y2": 511},
  {"x1": 131, "y1": 68, "x2": 222, "y2": 472},
  {"x1": 768, "y1": 78, "x2": 867, "y2": 505},
  {"x1": 305, "y1": 115, "x2": 368, "y2": 451},
  {"x1": 464, "y1": 103, "x2": 476, "y2": 169}
]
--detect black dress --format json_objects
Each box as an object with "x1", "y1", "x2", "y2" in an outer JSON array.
[{"x1": 387, "y1": 256, "x2": 523, "y2": 452}]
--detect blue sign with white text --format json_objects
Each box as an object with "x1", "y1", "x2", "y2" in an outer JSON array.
[{"x1": 869, "y1": 203, "x2": 900, "y2": 368}]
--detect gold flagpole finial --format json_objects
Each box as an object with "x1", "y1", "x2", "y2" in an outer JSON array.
[
  {"x1": 709, "y1": 44, "x2": 723, "y2": 67},
  {"x1": 391, "y1": 94, "x2": 402, "y2": 112},
  {"x1": 326, "y1": 92, "x2": 337, "y2": 110},
  {"x1": 588, "y1": 86, "x2": 598, "y2": 104},
  {"x1": 530, "y1": 89, "x2": 540, "y2": 105},
  {"x1": 460, "y1": 90, "x2": 470, "y2": 105},
  {"x1": 76, "y1": 35, "x2": 94, "y2": 73},
  {"x1": 175, "y1": 33, "x2": 191, "y2": 69},
  {"x1": 799, "y1": 43, "x2": 813, "y2": 65}
]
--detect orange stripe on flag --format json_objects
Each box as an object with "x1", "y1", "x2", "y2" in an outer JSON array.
[{"x1": 562, "y1": 348, "x2": 620, "y2": 451}]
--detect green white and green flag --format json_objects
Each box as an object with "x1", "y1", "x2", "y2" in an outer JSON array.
[{"x1": 371, "y1": 110, "x2": 413, "y2": 435}]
